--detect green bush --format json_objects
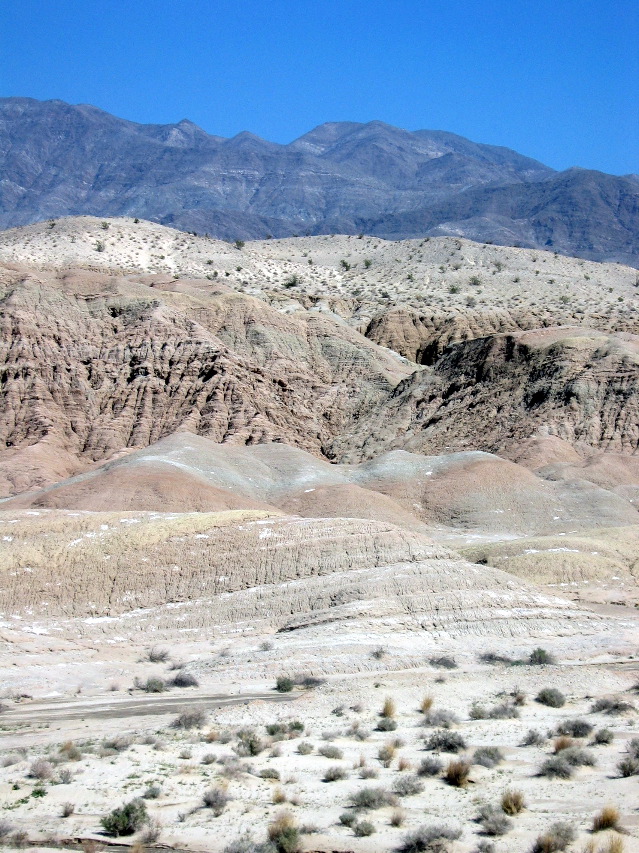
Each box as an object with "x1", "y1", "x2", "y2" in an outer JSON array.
[
  {"x1": 536, "y1": 688, "x2": 565, "y2": 708},
  {"x1": 529, "y1": 648, "x2": 556, "y2": 665},
  {"x1": 100, "y1": 798, "x2": 148, "y2": 836},
  {"x1": 275, "y1": 676, "x2": 294, "y2": 693}
]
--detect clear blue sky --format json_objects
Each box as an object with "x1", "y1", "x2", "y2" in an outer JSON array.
[{"x1": 1, "y1": 0, "x2": 637, "y2": 174}]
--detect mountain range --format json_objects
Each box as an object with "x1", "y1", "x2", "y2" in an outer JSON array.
[{"x1": 1, "y1": 96, "x2": 637, "y2": 264}]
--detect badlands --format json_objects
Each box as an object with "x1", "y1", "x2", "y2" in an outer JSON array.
[{"x1": 0, "y1": 216, "x2": 638, "y2": 852}]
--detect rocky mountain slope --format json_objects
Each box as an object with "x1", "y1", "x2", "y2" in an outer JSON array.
[{"x1": 1, "y1": 97, "x2": 637, "y2": 263}]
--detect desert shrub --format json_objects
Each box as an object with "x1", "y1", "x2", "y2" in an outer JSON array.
[
  {"x1": 470, "y1": 703, "x2": 488, "y2": 720},
  {"x1": 1, "y1": 753, "x2": 22, "y2": 767},
  {"x1": 473, "y1": 746, "x2": 504, "y2": 768},
  {"x1": 203, "y1": 787, "x2": 231, "y2": 816},
  {"x1": 141, "y1": 819, "x2": 162, "y2": 844},
  {"x1": 260, "y1": 641, "x2": 274, "y2": 651},
  {"x1": 59, "y1": 768, "x2": 73, "y2": 784},
  {"x1": 529, "y1": 648, "x2": 556, "y2": 665},
  {"x1": 479, "y1": 652, "x2": 515, "y2": 665},
  {"x1": 143, "y1": 783, "x2": 161, "y2": 799},
  {"x1": 425, "y1": 730, "x2": 466, "y2": 752},
  {"x1": 445, "y1": 759, "x2": 470, "y2": 787},
  {"x1": 429, "y1": 656, "x2": 457, "y2": 669},
  {"x1": 381, "y1": 697, "x2": 396, "y2": 718},
  {"x1": 11, "y1": 831, "x2": 29, "y2": 848},
  {"x1": 393, "y1": 774, "x2": 424, "y2": 797},
  {"x1": 530, "y1": 822, "x2": 575, "y2": 852},
  {"x1": 275, "y1": 676, "x2": 294, "y2": 693},
  {"x1": 294, "y1": 673, "x2": 325, "y2": 689},
  {"x1": 417, "y1": 756, "x2": 443, "y2": 776},
  {"x1": 260, "y1": 768, "x2": 281, "y2": 780},
  {"x1": 347, "y1": 722, "x2": 370, "y2": 740},
  {"x1": 489, "y1": 702, "x2": 519, "y2": 719},
  {"x1": 59, "y1": 741, "x2": 82, "y2": 761},
  {"x1": 288, "y1": 720, "x2": 304, "y2": 733},
  {"x1": 173, "y1": 707, "x2": 207, "y2": 729},
  {"x1": 28, "y1": 759, "x2": 53, "y2": 780},
  {"x1": 318, "y1": 744, "x2": 343, "y2": 759},
  {"x1": 477, "y1": 804, "x2": 512, "y2": 836},
  {"x1": 202, "y1": 753, "x2": 217, "y2": 764},
  {"x1": 591, "y1": 698, "x2": 634, "y2": 715},
  {"x1": 592, "y1": 805, "x2": 621, "y2": 832},
  {"x1": 501, "y1": 788, "x2": 526, "y2": 815},
  {"x1": 236, "y1": 728, "x2": 265, "y2": 757},
  {"x1": 138, "y1": 676, "x2": 166, "y2": 693},
  {"x1": 270, "y1": 744, "x2": 283, "y2": 758},
  {"x1": 474, "y1": 843, "x2": 495, "y2": 853},
  {"x1": 147, "y1": 646, "x2": 170, "y2": 663},
  {"x1": 538, "y1": 756, "x2": 573, "y2": 778},
  {"x1": 171, "y1": 671, "x2": 199, "y2": 688},
  {"x1": 556, "y1": 718, "x2": 593, "y2": 737},
  {"x1": 266, "y1": 723, "x2": 287, "y2": 737},
  {"x1": 267, "y1": 812, "x2": 300, "y2": 853},
  {"x1": 617, "y1": 757, "x2": 639, "y2": 777},
  {"x1": 560, "y1": 746, "x2": 595, "y2": 767},
  {"x1": 378, "y1": 744, "x2": 396, "y2": 767},
  {"x1": 297, "y1": 741, "x2": 313, "y2": 755},
  {"x1": 339, "y1": 812, "x2": 357, "y2": 827},
  {"x1": 593, "y1": 728, "x2": 614, "y2": 745},
  {"x1": 397, "y1": 823, "x2": 462, "y2": 852},
  {"x1": 354, "y1": 820, "x2": 376, "y2": 836},
  {"x1": 360, "y1": 766, "x2": 379, "y2": 779},
  {"x1": 179, "y1": 748, "x2": 192, "y2": 759},
  {"x1": 421, "y1": 709, "x2": 459, "y2": 728},
  {"x1": 521, "y1": 728, "x2": 545, "y2": 746},
  {"x1": 0, "y1": 820, "x2": 13, "y2": 838},
  {"x1": 348, "y1": 786, "x2": 396, "y2": 810},
  {"x1": 377, "y1": 717, "x2": 398, "y2": 731},
  {"x1": 101, "y1": 798, "x2": 148, "y2": 836},
  {"x1": 391, "y1": 809, "x2": 406, "y2": 827},
  {"x1": 61, "y1": 802, "x2": 75, "y2": 817},
  {"x1": 536, "y1": 688, "x2": 565, "y2": 708},
  {"x1": 224, "y1": 837, "x2": 276, "y2": 853},
  {"x1": 627, "y1": 737, "x2": 639, "y2": 758},
  {"x1": 323, "y1": 766, "x2": 348, "y2": 782}
]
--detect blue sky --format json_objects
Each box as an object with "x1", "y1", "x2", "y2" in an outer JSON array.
[{"x1": 1, "y1": 0, "x2": 637, "y2": 174}]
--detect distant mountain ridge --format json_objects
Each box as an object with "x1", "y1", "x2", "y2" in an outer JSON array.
[{"x1": 0, "y1": 96, "x2": 637, "y2": 264}]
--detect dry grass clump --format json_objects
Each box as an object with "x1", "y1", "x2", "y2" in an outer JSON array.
[
  {"x1": 592, "y1": 806, "x2": 621, "y2": 832},
  {"x1": 420, "y1": 695, "x2": 434, "y2": 714},
  {"x1": 397, "y1": 756, "x2": 412, "y2": 771},
  {"x1": 146, "y1": 646, "x2": 170, "y2": 663},
  {"x1": 554, "y1": 736, "x2": 575, "y2": 753},
  {"x1": 381, "y1": 697, "x2": 396, "y2": 718},
  {"x1": 530, "y1": 822, "x2": 575, "y2": 852},
  {"x1": 61, "y1": 802, "x2": 75, "y2": 818},
  {"x1": 378, "y1": 743, "x2": 396, "y2": 767},
  {"x1": 444, "y1": 758, "x2": 471, "y2": 787},
  {"x1": 501, "y1": 788, "x2": 526, "y2": 815},
  {"x1": 390, "y1": 809, "x2": 406, "y2": 827}
]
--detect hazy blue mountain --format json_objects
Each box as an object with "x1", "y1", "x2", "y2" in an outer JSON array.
[{"x1": 0, "y1": 97, "x2": 637, "y2": 264}]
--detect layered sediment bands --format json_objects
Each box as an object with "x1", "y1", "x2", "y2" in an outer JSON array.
[
  {"x1": 364, "y1": 306, "x2": 639, "y2": 364},
  {"x1": 340, "y1": 327, "x2": 639, "y2": 460},
  {"x1": 0, "y1": 266, "x2": 412, "y2": 492},
  {"x1": 0, "y1": 510, "x2": 602, "y2": 642}
]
